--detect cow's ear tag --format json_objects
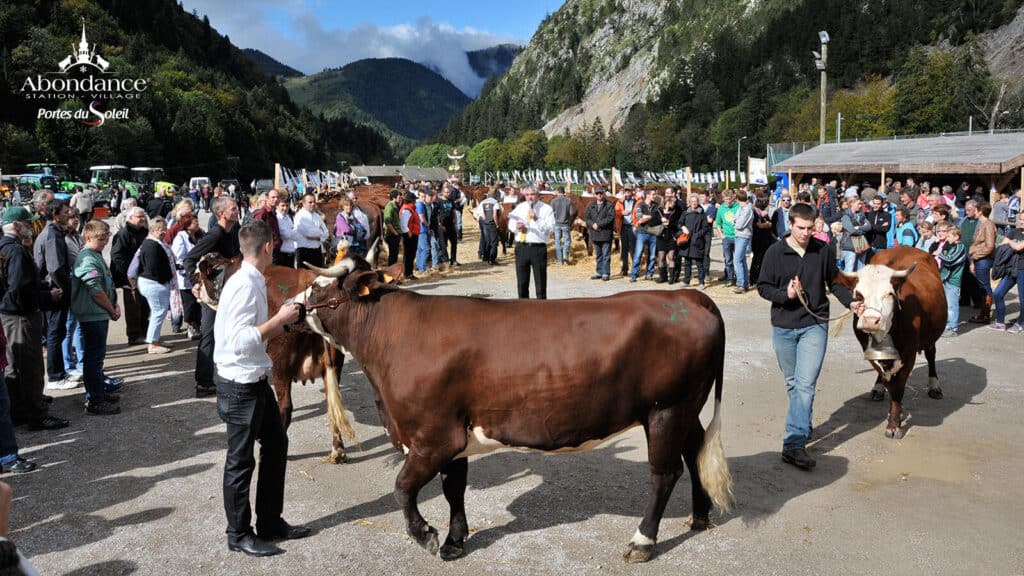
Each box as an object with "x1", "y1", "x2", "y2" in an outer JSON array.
[{"x1": 358, "y1": 285, "x2": 371, "y2": 297}]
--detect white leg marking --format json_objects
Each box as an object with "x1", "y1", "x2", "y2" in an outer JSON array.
[
  {"x1": 928, "y1": 376, "x2": 940, "y2": 391},
  {"x1": 630, "y1": 529, "x2": 655, "y2": 547}
]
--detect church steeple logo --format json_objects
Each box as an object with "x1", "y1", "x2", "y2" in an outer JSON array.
[{"x1": 57, "y1": 19, "x2": 110, "y2": 74}]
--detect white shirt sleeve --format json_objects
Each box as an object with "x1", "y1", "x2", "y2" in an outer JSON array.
[{"x1": 219, "y1": 277, "x2": 264, "y2": 358}]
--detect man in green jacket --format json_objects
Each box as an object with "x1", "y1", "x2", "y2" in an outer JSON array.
[
  {"x1": 71, "y1": 220, "x2": 122, "y2": 415},
  {"x1": 714, "y1": 190, "x2": 739, "y2": 286}
]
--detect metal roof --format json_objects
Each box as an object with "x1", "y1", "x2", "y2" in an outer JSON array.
[
  {"x1": 399, "y1": 166, "x2": 449, "y2": 181},
  {"x1": 772, "y1": 132, "x2": 1024, "y2": 175},
  {"x1": 350, "y1": 165, "x2": 402, "y2": 178}
]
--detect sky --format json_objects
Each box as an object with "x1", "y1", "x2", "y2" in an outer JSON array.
[{"x1": 179, "y1": 0, "x2": 562, "y2": 97}]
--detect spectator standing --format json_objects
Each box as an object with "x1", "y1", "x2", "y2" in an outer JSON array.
[
  {"x1": 732, "y1": 190, "x2": 754, "y2": 293},
  {"x1": 399, "y1": 192, "x2": 421, "y2": 279},
  {"x1": 654, "y1": 188, "x2": 683, "y2": 284},
  {"x1": 550, "y1": 187, "x2": 576, "y2": 266},
  {"x1": 0, "y1": 207, "x2": 69, "y2": 431},
  {"x1": 251, "y1": 189, "x2": 284, "y2": 266},
  {"x1": 0, "y1": 324, "x2": 36, "y2": 472},
  {"x1": 894, "y1": 208, "x2": 920, "y2": 247},
  {"x1": 630, "y1": 190, "x2": 662, "y2": 282},
  {"x1": 772, "y1": 194, "x2": 792, "y2": 239},
  {"x1": 508, "y1": 186, "x2": 554, "y2": 299},
  {"x1": 756, "y1": 202, "x2": 859, "y2": 470},
  {"x1": 474, "y1": 191, "x2": 500, "y2": 266},
  {"x1": 584, "y1": 188, "x2": 615, "y2": 281},
  {"x1": 991, "y1": 190, "x2": 1012, "y2": 235},
  {"x1": 990, "y1": 211, "x2": 1024, "y2": 332},
  {"x1": 213, "y1": 220, "x2": 307, "y2": 557},
  {"x1": 681, "y1": 194, "x2": 710, "y2": 288},
  {"x1": 915, "y1": 221, "x2": 936, "y2": 253},
  {"x1": 967, "y1": 202, "x2": 997, "y2": 324},
  {"x1": 167, "y1": 213, "x2": 202, "y2": 339},
  {"x1": 184, "y1": 197, "x2": 241, "y2": 398},
  {"x1": 936, "y1": 223, "x2": 968, "y2": 337},
  {"x1": 750, "y1": 193, "x2": 775, "y2": 285},
  {"x1": 130, "y1": 218, "x2": 175, "y2": 354},
  {"x1": 700, "y1": 191, "x2": 717, "y2": 281},
  {"x1": 840, "y1": 198, "x2": 872, "y2": 272},
  {"x1": 146, "y1": 190, "x2": 168, "y2": 219},
  {"x1": 292, "y1": 194, "x2": 328, "y2": 269},
  {"x1": 415, "y1": 189, "x2": 433, "y2": 273},
  {"x1": 617, "y1": 187, "x2": 637, "y2": 276},
  {"x1": 62, "y1": 212, "x2": 85, "y2": 379},
  {"x1": 110, "y1": 207, "x2": 150, "y2": 346},
  {"x1": 275, "y1": 198, "x2": 297, "y2": 269},
  {"x1": 382, "y1": 190, "x2": 402, "y2": 266},
  {"x1": 714, "y1": 190, "x2": 739, "y2": 286},
  {"x1": 865, "y1": 195, "x2": 893, "y2": 257},
  {"x1": 69, "y1": 187, "x2": 94, "y2": 232},
  {"x1": 34, "y1": 199, "x2": 78, "y2": 391},
  {"x1": 72, "y1": 220, "x2": 121, "y2": 415}
]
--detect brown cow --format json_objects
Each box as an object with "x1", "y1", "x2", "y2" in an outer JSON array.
[
  {"x1": 195, "y1": 253, "x2": 358, "y2": 463},
  {"x1": 295, "y1": 254, "x2": 733, "y2": 563},
  {"x1": 835, "y1": 246, "x2": 947, "y2": 438}
]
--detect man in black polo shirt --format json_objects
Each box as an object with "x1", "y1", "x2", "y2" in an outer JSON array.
[{"x1": 756, "y1": 202, "x2": 863, "y2": 470}]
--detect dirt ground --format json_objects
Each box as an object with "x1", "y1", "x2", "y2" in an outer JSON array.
[{"x1": 9, "y1": 222, "x2": 1024, "y2": 576}]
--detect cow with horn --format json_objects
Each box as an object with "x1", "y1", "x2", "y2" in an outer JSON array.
[
  {"x1": 293, "y1": 251, "x2": 733, "y2": 563},
  {"x1": 835, "y1": 246, "x2": 947, "y2": 439}
]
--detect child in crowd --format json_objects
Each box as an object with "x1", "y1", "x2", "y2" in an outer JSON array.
[
  {"x1": 936, "y1": 222, "x2": 967, "y2": 338},
  {"x1": 812, "y1": 216, "x2": 830, "y2": 243},
  {"x1": 829, "y1": 221, "x2": 844, "y2": 269},
  {"x1": 916, "y1": 221, "x2": 935, "y2": 253}
]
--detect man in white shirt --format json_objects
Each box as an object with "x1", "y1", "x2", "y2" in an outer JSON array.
[
  {"x1": 214, "y1": 220, "x2": 304, "y2": 557},
  {"x1": 292, "y1": 193, "x2": 328, "y2": 268},
  {"x1": 508, "y1": 186, "x2": 555, "y2": 299}
]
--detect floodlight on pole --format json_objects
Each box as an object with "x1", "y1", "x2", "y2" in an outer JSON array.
[{"x1": 816, "y1": 31, "x2": 829, "y2": 145}]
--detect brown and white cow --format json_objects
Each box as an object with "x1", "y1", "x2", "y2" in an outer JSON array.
[
  {"x1": 195, "y1": 253, "x2": 359, "y2": 463},
  {"x1": 835, "y1": 246, "x2": 947, "y2": 439},
  {"x1": 295, "y1": 255, "x2": 733, "y2": 563}
]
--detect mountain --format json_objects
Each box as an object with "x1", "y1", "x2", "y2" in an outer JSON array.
[
  {"x1": 284, "y1": 58, "x2": 471, "y2": 157},
  {"x1": 242, "y1": 48, "x2": 302, "y2": 78},
  {"x1": 467, "y1": 44, "x2": 522, "y2": 81},
  {"x1": 0, "y1": 0, "x2": 394, "y2": 181},
  {"x1": 436, "y1": 0, "x2": 1024, "y2": 170}
]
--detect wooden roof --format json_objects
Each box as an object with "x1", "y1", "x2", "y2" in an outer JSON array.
[
  {"x1": 772, "y1": 132, "x2": 1024, "y2": 175},
  {"x1": 349, "y1": 165, "x2": 449, "y2": 181}
]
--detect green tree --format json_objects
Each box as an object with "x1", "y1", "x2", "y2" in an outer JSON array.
[
  {"x1": 466, "y1": 138, "x2": 502, "y2": 174},
  {"x1": 405, "y1": 143, "x2": 451, "y2": 167}
]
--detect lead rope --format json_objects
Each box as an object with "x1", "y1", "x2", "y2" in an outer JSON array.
[{"x1": 797, "y1": 288, "x2": 854, "y2": 337}]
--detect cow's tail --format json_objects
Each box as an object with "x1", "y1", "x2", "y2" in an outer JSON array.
[
  {"x1": 697, "y1": 339, "x2": 734, "y2": 513},
  {"x1": 323, "y1": 345, "x2": 358, "y2": 445}
]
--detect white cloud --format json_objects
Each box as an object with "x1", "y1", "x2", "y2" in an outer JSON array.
[{"x1": 180, "y1": 1, "x2": 520, "y2": 97}]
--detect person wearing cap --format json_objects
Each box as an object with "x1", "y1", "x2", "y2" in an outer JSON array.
[
  {"x1": 508, "y1": 186, "x2": 554, "y2": 298},
  {"x1": 0, "y1": 207, "x2": 70, "y2": 433},
  {"x1": 584, "y1": 188, "x2": 615, "y2": 281},
  {"x1": 383, "y1": 190, "x2": 402, "y2": 266}
]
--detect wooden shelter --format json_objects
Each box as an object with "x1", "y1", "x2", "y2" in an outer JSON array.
[
  {"x1": 349, "y1": 165, "x2": 450, "y2": 186},
  {"x1": 772, "y1": 132, "x2": 1024, "y2": 200}
]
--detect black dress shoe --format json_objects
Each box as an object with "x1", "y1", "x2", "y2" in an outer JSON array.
[
  {"x1": 259, "y1": 521, "x2": 311, "y2": 541},
  {"x1": 195, "y1": 385, "x2": 216, "y2": 398},
  {"x1": 1, "y1": 457, "x2": 37, "y2": 474},
  {"x1": 782, "y1": 448, "x2": 816, "y2": 470},
  {"x1": 228, "y1": 534, "x2": 282, "y2": 557},
  {"x1": 27, "y1": 416, "x2": 70, "y2": 431}
]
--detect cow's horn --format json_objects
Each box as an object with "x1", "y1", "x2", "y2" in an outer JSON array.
[
  {"x1": 839, "y1": 270, "x2": 859, "y2": 279},
  {"x1": 890, "y1": 263, "x2": 917, "y2": 279},
  {"x1": 304, "y1": 257, "x2": 357, "y2": 278}
]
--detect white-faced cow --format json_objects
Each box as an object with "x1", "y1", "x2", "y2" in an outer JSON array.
[
  {"x1": 294, "y1": 254, "x2": 734, "y2": 563},
  {"x1": 836, "y1": 246, "x2": 947, "y2": 438}
]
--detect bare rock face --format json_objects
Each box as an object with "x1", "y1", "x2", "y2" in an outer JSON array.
[{"x1": 982, "y1": 5, "x2": 1024, "y2": 81}]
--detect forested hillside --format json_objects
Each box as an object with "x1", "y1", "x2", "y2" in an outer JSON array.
[
  {"x1": 242, "y1": 48, "x2": 303, "y2": 79},
  {"x1": 428, "y1": 0, "x2": 1024, "y2": 174},
  {"x1": 0, "y1": 0, "x2": 394, "y2": 183}
]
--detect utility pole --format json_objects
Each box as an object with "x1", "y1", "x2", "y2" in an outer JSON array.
[
  {"x1": 814, "y1": 31, "x2": 830, "y2": 145},
  {"x1": 737, "y1": 136, "x2": 748, "y2": 184},
  {"x1": 837, "y1": 112, "x2": 843, "y2": 143}
]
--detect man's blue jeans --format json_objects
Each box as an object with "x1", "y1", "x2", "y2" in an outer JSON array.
[
  {"x1": 594, "y1": 241, "x2": 611, "y2": 277},
  {"x1": 944, "y1": 284, "x2": 960, "y2": 331},
  {"x1": 80, "y1": 320, "x2": 109, "y2": 403},
  {"x1": 416, "y1": 230, "x2": 431, "y2": 272},
  {"x1": 721, "y1": 236, "x2": 736, "y2": 282},
  {"x1": 631, "y1": 233, "x2": 657, "y2": 279},
  {"x1": 0, "y1": 368, "x2": 21, "y2": 466},
  {"x1": 973, "y1": 257, "x2": 994, "y2": 298},
  {"x1": 841, "y1": 250, "x2": 865, "y2": 272},
  {"x1": 431, "y1": 229, "x2": 448, "y2": 267},
  {"x1": 772, "y1": 324, "x2": 827, "y2": 451},
  {"x1": 553, "y1": 224, "x2": 571, "y2": 264},
  {"x1": 733, "y1": 236, "x2": 751, "y2": 288},
  {"x1": 993, "y1": 270, "x2": 1024, "y2": 324}
]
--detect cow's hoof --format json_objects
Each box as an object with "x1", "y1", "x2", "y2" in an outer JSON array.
[
  {"x1": 326, "y1": 449, "x2": 348, "y2": 464},
  {"x1": 410, "y1": 526, "x2": 439, "y2": 555},
  {"x1": 690, "y1": 516, "x2": 710, "y2": 531},
  {"x1": 439, "y1": 541, "x2": 465, "y2": 561},
  {"x1": 927, "y1": 388, "x2": 943, "y2": 400},
  {"x1": 869, "y1": 389, "x2": 885, "y2": 401},
  {"x1": 884, "y1": 427, "x2": 904, "y2": 439},
  {"x1": 623, "y1": 543, "x2": 655, "y2": 563}
]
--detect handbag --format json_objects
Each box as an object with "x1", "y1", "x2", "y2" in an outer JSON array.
[
  {"x1": 675, "y1": 230, "x2": 690, "y2": 246},
  {"x1": 169, "y1": 285, "x2": 184, "y2": 324},
  {"x1": 647, "y1": 224, "x2": 666, "y2": 236},
  {"x1": 851, "y1": 234, "x2": 870, "y2": 254}
]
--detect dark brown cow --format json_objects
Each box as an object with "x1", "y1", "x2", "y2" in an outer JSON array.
[
  {"x1": 295, "y1": 255, "x2": 734, "y2": 562},
  {"x1": 195, "y1": 254, "x2": 358, "y2": 463},
  {"x1": 835, "y1": 246, "x2": 947, "y2": 438}
]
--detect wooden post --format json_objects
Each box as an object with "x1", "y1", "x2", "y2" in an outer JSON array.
[
  {"x1": 274, "y1": 163, "x2": 281, "y2": 189},
  {"x1": 612, "y1": 167, "x2": 617, "y2": 196},
  {"x1": 686, "y1": 166, "x2": 692, "y2": 197},
  {"x1": 788, "y1": 170, "x2": 794, "y2": 195},
  {"x1": 880, "y1": 167, "x2": 886, "y2": 192}
]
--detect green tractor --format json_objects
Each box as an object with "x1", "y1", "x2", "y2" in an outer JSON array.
[
  {"x1": 130, "y1": 167, "x2": 177, "y2": 197},
  {"x1": 24, "y1": 163, "x2": 89, "y2": 194}
]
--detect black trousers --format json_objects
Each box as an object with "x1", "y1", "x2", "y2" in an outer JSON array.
[
  {"x1": 78, "y1": 211, "x2": 93, "y2": 233},
  {"x1": 272, "y1": 251, "x2": 295, "y2": 268},
  {"x1": 481, "y1": 222, "x2": 498, "y2": 263},
  {"x1": 385, "y1": 234, "x2": 401, "y2": 266},
  {"x1": 122, "y1": 287, "x2": 150, "y2": 343},
  {"x1": 620, "y1": 226, "x2": 636, "y2": 275},
  {"x1": 295, "y1": 247, "x2": 323, "y2": 269},
  {"x1": 402, "y1": 234, "x2": 418, "y2": 278},
  {"x1": 181, "y1": 288, "x2": 201, "y2": 327},
  {"x1": 43, "y1": 307, "x2": 68, "y2": 380},
  {"x1": 196, "y1": 304, "x2": 217, "y2": 387},
  {"x1": 215, "y1": 374, "x2": 287, "y2": 538},
  {"x1": 515, "y1": 242, "x2": 548, "y2": 299},
  {"x1": 447, "y1": 229, "x2": 459, "y2": 263},
  {"x1": 1, "y1": 312, "x2": 47, "y2": 424}
]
